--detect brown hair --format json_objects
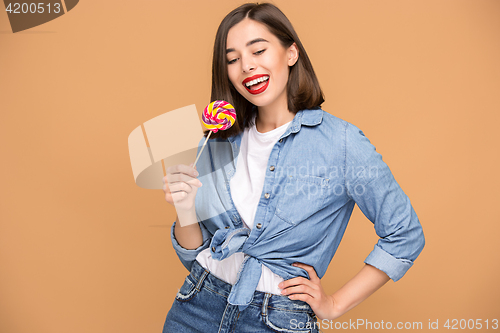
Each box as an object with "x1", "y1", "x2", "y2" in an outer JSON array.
[{"x1": 205, "y1": 2, "x2": 325, "y2": 140}]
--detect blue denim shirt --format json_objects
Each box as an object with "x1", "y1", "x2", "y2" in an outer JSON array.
[{"x1": 170, "y1": 108, "x2": 425, "y2": 312}]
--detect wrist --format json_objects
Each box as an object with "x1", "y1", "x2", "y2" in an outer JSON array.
[{"x1": 176, "y1": 209, "x2": 197, "y2": 227}]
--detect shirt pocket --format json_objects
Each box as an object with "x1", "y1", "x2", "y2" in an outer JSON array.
[{"x1": 274, "y1": 174, "x2": 330, "y2": 226}]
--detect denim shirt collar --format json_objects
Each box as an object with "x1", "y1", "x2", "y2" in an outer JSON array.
[{"x1": 227, "y1": 107, "x2": 324, "y2": 147}]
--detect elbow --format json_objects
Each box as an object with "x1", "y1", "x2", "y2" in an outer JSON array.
[
  {"x1": 414, "y1": 225, "x2": 426, "y2": 259},
  {"x1": 402, "y1": 218, "x2": 426, "y2": 261},
  {"x1": 408, "y1": 207, "x2": 425, "y2": 259}
]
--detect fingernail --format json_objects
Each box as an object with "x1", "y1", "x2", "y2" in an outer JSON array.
[
  {"x1": 292, "y1": 263, "x2": 297, "y2": 266},
  {"x1": 194, "y1": 171, "x2": 199, "y2": 176},
  {"x1": 278, "y1": 282, "x2": 283, "y2": 288}
]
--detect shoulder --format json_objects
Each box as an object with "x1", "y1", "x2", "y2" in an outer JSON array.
[
  {"x1": 305, "y1": 108, "x2": 376, "y2": 161},
  {"x1": 315, "y1": 108, "x2": 368, "y2": 139},
  {"x1": 300, "y1": 107, "x2": 347, "y2": 129},
  {"x1": 319, "y1": 109, "x2": 347, "y2": 128},
  {"x1": 304, "y1": 107, "x2": 366, "y2": 140}
]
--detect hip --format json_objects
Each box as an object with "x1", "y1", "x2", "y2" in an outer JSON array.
[{"x1": 163, "y1": 259, "x2": 319, "y2": 333}]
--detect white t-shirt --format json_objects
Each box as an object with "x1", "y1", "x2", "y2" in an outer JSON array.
[{"x1": 195, "y1": 116, "x2": 292, "y2": 295}]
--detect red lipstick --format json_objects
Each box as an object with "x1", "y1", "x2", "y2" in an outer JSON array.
[{"x1": 242, "y1": 74, "x2": 270, "y2": 95}]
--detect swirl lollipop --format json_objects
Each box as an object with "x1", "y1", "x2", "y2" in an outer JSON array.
[
  {"x1": 193, "y1": 100, "x2": 236, "y2": 167},
  {"x1": 202, "y1": 100, "x2": 236, "y2": 133}
]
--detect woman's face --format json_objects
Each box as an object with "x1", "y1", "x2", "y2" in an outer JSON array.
[{"x1": 226, "y1": 18, "x2": 298, "y2": 110}]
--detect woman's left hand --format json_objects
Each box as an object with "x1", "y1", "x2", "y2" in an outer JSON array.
[{"x1": 278, "y1": 262, "x2": 336, "y2": 321}]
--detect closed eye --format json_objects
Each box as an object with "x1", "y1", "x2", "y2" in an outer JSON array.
[{"x1": 227, "y1": 50, "x2": 265, "y2": 65}]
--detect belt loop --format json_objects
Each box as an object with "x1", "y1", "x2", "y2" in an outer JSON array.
[
  {"x1": 261, "y1": 292, "x2": 271, "y2": 316},
  {"x1": 195, "y1": 269, "x2": 209, "y2": 292}
]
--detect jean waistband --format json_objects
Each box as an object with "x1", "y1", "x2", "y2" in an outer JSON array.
[{"x1": 189, "y1": 259, "x2": 315, "y2": 313}]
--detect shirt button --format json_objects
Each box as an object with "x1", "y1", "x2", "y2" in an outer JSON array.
[
  {"x1": 269, "y1": 165, "x2": 275, "y2": 171},
  {"x1": 225, "y1": 226, "x2": 230, "y2": 229},
  {"x1": 279, "y1": 138, "x2": 283, "y2": 143},
  {"x1": 256, "y1": 223, "x2": 262, "y2": 229},
  {"x1": 211, "y1": 246, "x2": 215, "y2": 252},
  {"x1": 264, "y1": 193, "x2": 270, "y2": 199}
]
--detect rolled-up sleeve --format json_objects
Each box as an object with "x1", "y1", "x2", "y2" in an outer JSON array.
[
  {"x1": 170, "y1": 218, "x2": 212, "y2": 272},
  {"x1": 345, "y1": 122, "x2": 425, "y2": 282}
]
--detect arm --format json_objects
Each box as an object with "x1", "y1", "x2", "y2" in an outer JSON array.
[
  {"x1": 345, "y1": 122, "x2": 425, "y2": 282},
  {"x1": 329, "y1": 263, "x2": 390, "y2": 317},
  {"x1": 170, "y1": 215, "x2": 211, "y2": 272},
  {"x1": 174, "y1": 211, "x2": 203, "y2": 249},
  {"x1": 331, "y1": 122, "x2": 425, "y2": 314},
  {"x1": 280, "y1": 123, "x2": 425, "y2": 320},
  {"x1": 169, "y1": 181, "x2": 211, "y2": 271},
  {"x1": 168, "y1": 139, "x2": 213, "y2": 271},
  {"x1": 281, "y1": 262, "x2": 389, "y2": 321}
]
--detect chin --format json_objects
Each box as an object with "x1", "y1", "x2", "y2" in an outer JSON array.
[{"x1": 245, "y1": 95, "x2": 274, "y2": 108}]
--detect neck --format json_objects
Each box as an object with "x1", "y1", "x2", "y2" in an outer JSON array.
[{"x1": 255, "y1": 94, "x2": 294, "y2": 133}]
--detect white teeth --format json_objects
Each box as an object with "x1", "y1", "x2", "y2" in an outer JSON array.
[{"x1": 245, "y1": 76, "x2": 269, "y2": 87}]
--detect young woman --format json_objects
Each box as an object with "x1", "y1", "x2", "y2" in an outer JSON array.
[{"x1": 162, "y1": 3, "x2": 425, "y2": 332}]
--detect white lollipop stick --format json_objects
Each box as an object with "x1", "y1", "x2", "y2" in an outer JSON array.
[{"x1": 193, "y1": 130, "x2": 212, "y2": 168}]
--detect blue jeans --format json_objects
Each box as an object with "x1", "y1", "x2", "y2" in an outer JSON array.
[{"x1": 163, "y1": 260, "x2": 320, "y2": 333}]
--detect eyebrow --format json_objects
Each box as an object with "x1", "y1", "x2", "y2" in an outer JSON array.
[{"x1": 226, "y1": 38, "x2": 269, "y2": 54}]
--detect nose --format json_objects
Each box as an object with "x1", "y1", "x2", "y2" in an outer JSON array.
[{"x1": 241, "y1": 54, "x2": 256, "y2": 73}]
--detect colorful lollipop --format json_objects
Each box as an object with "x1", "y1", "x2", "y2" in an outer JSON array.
[
  {"x1": 202, "y1": 100, "x2": 236, "y2": 133},
  {"x1": 193, "y1": 100, "x2": 236, "y2": 167}
]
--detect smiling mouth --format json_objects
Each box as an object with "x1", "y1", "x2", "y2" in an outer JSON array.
[{"x1": 243, "y1": 75, "x2": 270, "y2": 94}]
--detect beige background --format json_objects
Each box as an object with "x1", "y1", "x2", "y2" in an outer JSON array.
[{"x1": 1, "y1": 0, "x2": 499, "y2": 332}]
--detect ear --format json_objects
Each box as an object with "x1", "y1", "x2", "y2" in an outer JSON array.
[{"x1": 287, "y1": 42, "x2": 299, "y2": 67}]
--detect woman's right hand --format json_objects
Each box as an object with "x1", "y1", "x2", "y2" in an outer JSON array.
[{"x1": 163, "y1": 163, "x2": 202, "y2": 212}]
